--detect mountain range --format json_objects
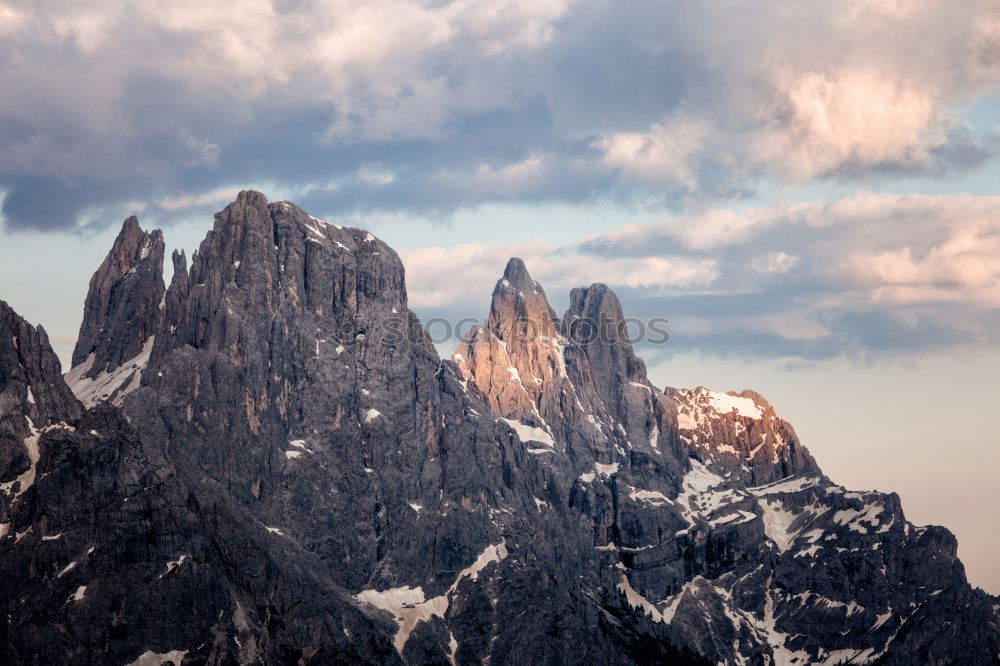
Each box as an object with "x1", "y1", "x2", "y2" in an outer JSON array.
[{"x1": 1, "y1": 191, "x2": 997, "y2": 665}]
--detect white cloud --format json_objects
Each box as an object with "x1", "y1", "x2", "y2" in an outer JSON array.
[
  {"x1": 399, "y1": 239, "x2": 717, "y2": 311},
  {"x1": 752, "y1": 252, "x2": 799, "y2": 275},
  {"x1": 595, "y1": 63, "x2": 953, "y2": 186},
  {"x1": 355, "y1": 164, "x2": 396, "y2": 187},
  {"x1": 758, "y1": 68, "x2": 943, "y2": 178},
  {"x1": 0, "y1": 0, "x2": 572, "y2": 170},
  {"x1": 580, "y1": 203, "x2": 817, "y2": 254},
  {"x1": 835, "y1": 218, "x2": 1000, "y2": 306},
  {"x1": 180, "y1": 134, "x2": 222, "y2": 169},
  {"x1": 444, "y1": 0, "x2": 570, "y2": 56},
  {"x1": 157, "y1": 188, "x2": 242, "y2": 212},
  {"x1": 591, "y1": 0, "x2": 999, "y2": 186},
  {"x1": 596, "y1": 114, "x2": 709, "y2": 189}
]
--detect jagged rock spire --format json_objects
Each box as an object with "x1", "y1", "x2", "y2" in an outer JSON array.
[
  {"x1": 455, "y1": 259, "x2": 817, "y2": 484},
  {"x1": 66, "y1": 215, "x2": 164, "y2": 408},
  {"x1": 71, "y1": 215, "x2": 164, "y2": 373},
  {"x1": 454, "y1": 258, "x2": 675, "y2": 472},
  {"x1": 562, "y1": 283, "x2": 650, "y2": 405},
  {"x1": 454, "y1": 258, "x2": 568, "y2": 426},
  {"x1": 138, "y1": 191, "x2": 428, "y2": 510},
  {"x1": 487, "y1": 258, "x2": 559, "y2": 343},
  {"x1": 162, "y1": 190, "x2": 410, "y2": 360}
]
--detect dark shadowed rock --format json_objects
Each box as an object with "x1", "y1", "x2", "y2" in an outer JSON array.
[
  {"x1": 0, "y1": 300, "x2": 81, "y2": 515},
  {"x1": 67, "y1": 216, "x2": 164, "y2": 408},
  {"x1": 563, "y1": 283, "x2": 649, "y2": 403}
]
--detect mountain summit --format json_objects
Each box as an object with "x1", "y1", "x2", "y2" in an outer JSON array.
[{"x1": 0, "y1": 191, "x2": 996, "y2": 665}]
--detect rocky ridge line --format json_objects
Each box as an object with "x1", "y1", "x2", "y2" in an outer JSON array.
[{"x1": 0, "y1": 191, "x2": 995, "y2": 665}]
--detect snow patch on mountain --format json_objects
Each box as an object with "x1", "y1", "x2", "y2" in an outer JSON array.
[
  {"x1": 66, "y1": 336, "x2": 154, "y2": 408},
  {"x1": 0, "y1": 416, "x2": 40, "y2": 499},
  {"x1": 501, "y1": 418, "x2": 555, "y2": 446},
  {"x1": 749, "y1": 476, "x2": 823, "y2": 496},
  {"x1": 708, "y1": 391, "x2": 763, "y2": 419},
  {"x1": 355, "y1": 541, "x2": 508, "y2": 655},
  {"x1": 125, "y1": 649, "x2": 188, "y2": 666}
]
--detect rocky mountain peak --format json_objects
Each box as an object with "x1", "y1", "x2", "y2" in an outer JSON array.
[
  {"x1": 186, "y1": 189, "x2": 275, "y2": 294},
  {"x1": 486, "y1": 257, "x2": 559, "y2": 343},
  {"x1": 453, "y1": 258, "x2": 563, "y2": 424},
  {"x1": 456, "y1": 259, "x2": 820, "y2": 487},
  {"x1": 454, "y1": 260, "x2": 680, "y2": 475},
  {"x1": 562, "y1": 282, "x2": 649, "y2": 390},
  {"x1": 499, "y1": 256, "x2": 532, "y2": 288},
  {"x1": 66, "y1": 216, "x2": 164, "y2": 407},
  {"x1": 65, "y1": 191, "x2": 422, "y2": 418},
  {"x1": 0, "y1": 301, "x2": 80, "y2": 507},
  {"x1": 164, "y1": 192, "x2": 410, "y2": 358},
  {"x1": 667, "y1": 386, "x2": 820, "y2": 484},
  {"x1": 71, "y1": 216, "x2": 164, "y2": 370},
  {"x1": 4, "y1": 194, "x2": 996, "y2": 665}
]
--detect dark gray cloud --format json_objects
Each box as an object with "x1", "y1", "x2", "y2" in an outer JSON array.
[{"x1": 0, "y1": 178, "x2": 93, "y2": 232}]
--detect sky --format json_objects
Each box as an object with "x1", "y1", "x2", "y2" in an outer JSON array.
[{"x1": 0, "y1": 0, "x2": 998, "y2": 592}]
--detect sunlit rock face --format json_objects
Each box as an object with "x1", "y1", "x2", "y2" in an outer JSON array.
[
  {"x1": 0, "y1": 192, "x2": 996, "y2": 665},
  {"x1": 667, "y1": 386, "x2": 820, "y2": 486}
]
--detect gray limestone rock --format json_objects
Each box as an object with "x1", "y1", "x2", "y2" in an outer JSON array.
[
  {"x1": 72, "y1": 215, "x2": 165, "y2": 371},
  {"x1": 66, "y1": 216, "x2": 165, "y2": 408},
  {"x1": 0, "y1": 300, "x2": 81, "y2": 522},
  {"x1": 0, "y1": 192, "x2": 996, "y2": 665}
]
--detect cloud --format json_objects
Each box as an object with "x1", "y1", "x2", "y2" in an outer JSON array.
[
  {"x1": 400, "y1": 193, "x2": 1000, "y2": 360},
  {"x1": 595, "y1": 114, "x2": 710, "y2": 189},
  {"x1": 758, "y1": 68, "x2": 943, "y2": 178},
  {"x1": 156, "y1": 188, "x2": 242, "y2": 213},
  {"x1": 590, "y1": 0, "x2": 1000, "y2": 190},
  {"x1": 833, "y1": 218, "x2": 1000, "y2": 306},
  {"x1": 0, "y1": 0, "x2": 997, "y2": 232},
  {"x1": 0, "y1": 178, "x2": 99, "y2": 232},
  {"x1": 399, "y1": 239, "x2": 718, "y2": 309},
  {"x1": 594, "y1": 66, "x2": 950, "y2": 189},
  {"x1": 751, "y1": 252, "x2": 800, "y2": 275}
]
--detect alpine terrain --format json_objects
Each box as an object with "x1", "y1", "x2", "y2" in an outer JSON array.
[{"x1": 0, "y1": 191, "x2": 997, "y2": 665}]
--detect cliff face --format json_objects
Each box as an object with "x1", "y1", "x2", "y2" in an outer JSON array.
[
  {"x1": 67, "y1": 216, "x2": 165, "y2": 408},
  {"x1": 0, "y1": 192, "x2": 996, "y2": 665},
  {"x1": 0, "y1": 301, "x2": 81, "y2": 513},
  {"x1": 667, "y1": 386, "x2": 819, "y2": 485}
]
